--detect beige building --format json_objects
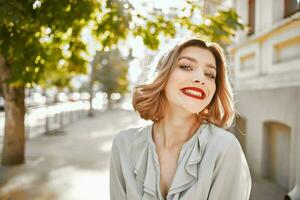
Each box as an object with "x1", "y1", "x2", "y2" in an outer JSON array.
[{"x1": 229, "y1": 0, "x2": 300, "y2": 199}]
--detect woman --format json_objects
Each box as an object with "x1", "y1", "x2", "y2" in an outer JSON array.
[{"x1": 110, "y1": 38, "x2": 252, "y2": 200}]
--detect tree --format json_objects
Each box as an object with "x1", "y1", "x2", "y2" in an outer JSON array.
[
  {"x1": 93, "y1": 49, "x2": 129, "y2": 110},
  {"x1": 0, "y1": 0, "x2": 99, "y2": 165},
  {"x1": 0, "y1": 0, "x2": 244, "y2": 165}
]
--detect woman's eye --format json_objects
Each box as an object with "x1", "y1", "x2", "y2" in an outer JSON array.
[
  {"x1": 205, "y1": 73, "x2": 216, "y2": 79},
  {"x1": 179, "y1": 65, "x2": 192, "y2": 71},
  {"x1": 179, "y1": 65, "x2": 215, "y2": 79}
]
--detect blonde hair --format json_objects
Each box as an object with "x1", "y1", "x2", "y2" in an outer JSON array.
[{"x1": 132, "y1": 38, "x2": 235, "y2": 129}]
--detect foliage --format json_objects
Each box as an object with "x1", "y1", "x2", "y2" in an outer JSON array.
[
  {"x1": 0, "y1": 0, "x2": 98, "y2": 87},
  {"x1": 177, "y1": 7, "x2": 244, "y2": 46},
  {"x1": 93, "y1": 49, "x2": 129, "y2": 96},
  {"x1": 0, "y1": 0, "x2": 245, "y2": 89}
]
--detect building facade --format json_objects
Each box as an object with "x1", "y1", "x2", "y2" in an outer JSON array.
[{"x1": 230, "y1": 0, "x2": 300, "y2": 199}]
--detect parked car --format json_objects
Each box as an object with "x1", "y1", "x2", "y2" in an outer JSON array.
[
  {"x1": 0, "y1": 96, "x2": 4, "y2": 111},
  {"x1": 68, "y1": 92, "x2": 80, "y2": 102}
]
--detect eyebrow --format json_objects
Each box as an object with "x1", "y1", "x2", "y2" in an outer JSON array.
[{"x1": 178, "y1": 56, "x2": 217, "y2": 71}]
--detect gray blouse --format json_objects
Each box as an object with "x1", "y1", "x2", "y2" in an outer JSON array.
[{"x1": 110, "y1": 123, "x2": 252, "y2": 200}]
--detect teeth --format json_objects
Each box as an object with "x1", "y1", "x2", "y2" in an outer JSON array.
[{"x1": 184, "y1": 89, "x2": 203, "y2": 97}]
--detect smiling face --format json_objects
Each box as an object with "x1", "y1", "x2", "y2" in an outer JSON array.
[{"x1": 164, "y1": 46, "x2": 217, "y2": 115}]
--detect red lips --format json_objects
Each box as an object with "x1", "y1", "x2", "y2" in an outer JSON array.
[{"x1": 180, "y1": 87, "x2": 206, "y2": 100}]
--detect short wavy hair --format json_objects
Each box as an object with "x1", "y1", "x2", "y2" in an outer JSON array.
[{"x1": 132, "y1": 37, "x2": 236, "y2": 128}]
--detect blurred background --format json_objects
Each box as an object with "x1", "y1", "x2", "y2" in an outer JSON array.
[{"x1": 0, "y1": 0, "x2": 299, "y2": 199}]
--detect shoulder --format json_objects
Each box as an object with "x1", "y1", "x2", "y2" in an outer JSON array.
[
  {"x1": 207, "y1": 124, "x2": 251, "y2": 185},
  {"x1": 208, "y1": 123, "x2": 243, "y2": 156},
  {"x1": 112, "y1": 124, "x2": 150, "y2": 152}
]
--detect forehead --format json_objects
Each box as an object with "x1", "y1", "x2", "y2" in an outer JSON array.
[{"x1": 178, "y1": 46, "x2": 216, "y2": 65}]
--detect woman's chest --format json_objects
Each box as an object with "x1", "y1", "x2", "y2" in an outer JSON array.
[
  {"x1": 127, "y1": 150, "x2": 216, "y2": 200},
  {"x1": 156, "y1": 148, "x2": 183, "y2": 199}
]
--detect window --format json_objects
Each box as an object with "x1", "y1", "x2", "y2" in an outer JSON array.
[
  {"x1": 248, "y1": 0, "x2": 255, "y2": 35},
  {"x1": 284, "y1": 0, "x2": 300, "y2": 18}
]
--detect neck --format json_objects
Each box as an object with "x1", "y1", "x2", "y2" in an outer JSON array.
[{"x1": 153, "y1": 112, "x2": 202, "y2": 149}]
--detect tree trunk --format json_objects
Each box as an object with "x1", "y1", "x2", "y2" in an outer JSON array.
[
  {"x1": 88, "y1": 86, "x2": 94, "y2": 117},
  {"x1": 107, "y1": 93, "x2": 113, "y2": 110},
  {"x1": 88, "y1": 63, "x2": 95, "y2": 117},
  {"x1": 0, "y1": 56, "x2": 26, "y2": 166}
]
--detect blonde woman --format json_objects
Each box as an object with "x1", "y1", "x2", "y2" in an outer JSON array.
[{"x1": 110, "y1": 38, "x2": 252, "y2": 200}]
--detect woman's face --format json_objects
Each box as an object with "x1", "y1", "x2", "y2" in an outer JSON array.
[{"x1": 164, "y1": 46, "x2": 217, "y2": 115}]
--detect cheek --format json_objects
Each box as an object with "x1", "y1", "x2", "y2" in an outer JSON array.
[
  {"x1": 165, "y1": 80, "x2": 177, "y2": 100},
  {"x1": 211, "y1": 84, "x2": 216, "y2": 95},
  {"x1": 165, "y1": 71, "x2": 183, "y2": 92},
  {"x1": 207, "y1": 85, "x2": 216, "y2": 102},
  {"x1": 164, "y1": 75, "x2": 183, "y2": 101}
]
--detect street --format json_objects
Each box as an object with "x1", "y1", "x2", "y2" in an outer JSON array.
[
  {"x1": 0, "y1": 109, "x2": 286, "y2": 200},
  {"x1": 0, "y1": 108, "x2": 144, "y2": 200}
]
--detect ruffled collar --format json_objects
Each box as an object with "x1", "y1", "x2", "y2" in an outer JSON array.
[{"x1": 131, "y1": 122, "x2": 213, "y2": 199}]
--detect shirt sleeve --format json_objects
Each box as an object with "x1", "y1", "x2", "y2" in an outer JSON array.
[
  {"x1": 208, "y1": 138, "x2": 252, "y2": 200},
  {"x1": 110, "y1": 135, "x2": 127, "y2": 200}
]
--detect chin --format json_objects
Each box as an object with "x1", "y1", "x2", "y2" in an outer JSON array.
[{"x1": 183, "y1": 106, "x2": 207, "y2": 115}]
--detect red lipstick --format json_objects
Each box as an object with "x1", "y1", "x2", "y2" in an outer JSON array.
[{"x1": 180, "y1": 87, "x2": 206, "y2": 100}]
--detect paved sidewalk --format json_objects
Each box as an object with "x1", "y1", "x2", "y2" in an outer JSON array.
[
  {"x1": 0, "y1": 109, "x2": 143, "y2": 200},
  {"x1": 250, "y1": 173, "x2": 287, "y2": 200},
  {"x1": 0, "y1": 109, "x2": 286, "y2": 200}
]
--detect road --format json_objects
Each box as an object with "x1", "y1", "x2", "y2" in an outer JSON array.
[
  {"x1": 0, "y1": 108, "x2": 286, "y2": 200},
  {"x1": 0, "y1": 108, "x2": 143, "y2": 200}
]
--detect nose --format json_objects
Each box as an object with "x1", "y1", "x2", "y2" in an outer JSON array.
[
  {"x1": 192, "y1": 78, "x2": 205, "y2": 85},
  {"x1": 192, "y1": 70, "x2": 205, "y2": 85}
]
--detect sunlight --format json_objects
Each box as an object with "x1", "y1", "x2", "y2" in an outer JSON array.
[
  {"x1": 98, "y1": 141, "x2": 113, "y2": 153},
  {"x1": 0, "y1": 173, "x2": 37, "y2": 195},
  {"x1": 47, "y1": 166, "x2": 109, "y2": 200}
]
